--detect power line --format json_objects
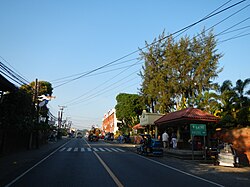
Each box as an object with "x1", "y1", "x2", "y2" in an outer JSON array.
[
  {"x1": 50, "y1": 57, "x2": 139, "y2": 83},
  {"x1": 58, "y1": 0, "x2": 250, "y2": 107},
  {"x1": 65, "y1": 68, "x2": 141, "y2": 106},
  {"x1": 53, "y1": 0, "x2": 247, "y2": 89},
  {"x1": 0, "y1": 62, "x2": 30, "y2": 86}
]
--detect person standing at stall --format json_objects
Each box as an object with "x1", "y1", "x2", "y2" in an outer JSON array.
[
  {"x1": 162, "y1": 131, "x2": 169, "y2": 149},
  {"x1": 171, "y1": 132, "x2": 177, "y2": 149}
]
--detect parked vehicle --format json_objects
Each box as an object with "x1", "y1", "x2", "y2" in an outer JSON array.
[
  {"x1": 136, "y1": 134, "x2": 163, "y2": 156},
  {"x1": 88, "y1": 134, "x2": 99, "y2": 142},
  {"x1": 104, "y1": 133, "x2": 114, "y2": 141},
  {"x1": 122, "y1": 134, "x2": 131, "y2": 143}
]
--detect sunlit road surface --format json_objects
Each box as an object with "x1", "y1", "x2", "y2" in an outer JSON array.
[{"x1": 4, "y1": 138, "x2": 249, "y2": 187}]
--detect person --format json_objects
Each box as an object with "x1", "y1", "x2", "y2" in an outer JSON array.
[
  {"x1": 162, "y1": 131, "x2": 169, "y2": 148},
  {"x1": 171, "y1": 132, "x2": 177, "y2": 149}
]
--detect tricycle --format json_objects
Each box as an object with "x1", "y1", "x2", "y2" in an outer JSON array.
[{"x1": 136, "y1": 134, "x2": 163, "y2": 156}]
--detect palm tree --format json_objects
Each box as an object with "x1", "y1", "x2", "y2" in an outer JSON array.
[
  {"x1": 233, "y1": 78, "x2": 250, "y2": 126},
  {"x1": 234, "y1": 78, "x2": 250, "y2": 107},
  {"x1": 218, "y1": 80, "x2": 238, "y2": 128}
]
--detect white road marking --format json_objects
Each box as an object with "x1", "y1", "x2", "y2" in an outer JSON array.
[
  {"x1": 93, "y1": 148, "x2": 99, "y2": 151},
  {"x1": 93, "y1": 151, "x2": 124, "y2": 187},
  {"x1": 4, "y1": 139, "x2": 72, "y2": 187},
  {"x1": 81, "y1": 148, "x2": 85, "y2": 152},
  {"x1": 67, "y1": 147, "x2": 72, "y2": 152},
  {"x1": 87, "y1": 148, "x2": 92, "y2": 151},
  {"x1": 99, "y1": 148, "x2": 105, "y2": 152},
  {"x1": 110, "y1": 148, "x2": 119, "y2": 152},
  {"x1": 74, "y1": 148, "x2": 78, "y2": 152},
  {"x1": 139, "y1": 155, "x2": 224, "y2": 187},
  {"x1": 59, "y1": 147, "x2": 66, "y2": 152},
  {"x1": 104, "y1": 148, "x2": 112, "y2": 152},
  {"x1": 116, "y1": 148, "x2": 125, "y2": 152}
]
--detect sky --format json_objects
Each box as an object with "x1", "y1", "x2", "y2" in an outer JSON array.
[{"x1": 0, "y1": 0, "x2": 249, "y2": 130}]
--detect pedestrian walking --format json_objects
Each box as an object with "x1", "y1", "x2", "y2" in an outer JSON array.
[
  {"x1": 162, "y1": 131, "x2": 169, "y2": 148},
  {"x1": 171, "y1": 132, "x2": 177, "y2": 149}
]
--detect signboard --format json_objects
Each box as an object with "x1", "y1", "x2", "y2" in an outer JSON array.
[{"x1": 190, "y1": 124, "x2": 207, "y2": 136}]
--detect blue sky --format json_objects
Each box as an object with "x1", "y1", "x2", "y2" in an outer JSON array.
[{"x1": 1, "y1": 0, "x2": 249, "y2": 130}]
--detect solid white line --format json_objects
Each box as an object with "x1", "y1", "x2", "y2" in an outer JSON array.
[
  {"x1": 93, "y1": 151, "x2": 124, "y2": 187},
  {"x1": 139, "y1": 155, "x2": 224, "y2": 187},
  {"x1": 4, "y1": 139, "x2": 72, "y2": 187}
]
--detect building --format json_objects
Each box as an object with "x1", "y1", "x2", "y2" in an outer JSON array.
[
  {"x1": 102, "y1": 108, "x2": 120, "y2": 134},
  {"x1": 139, "y1": 110, "x2": 164, "y2": 139}
]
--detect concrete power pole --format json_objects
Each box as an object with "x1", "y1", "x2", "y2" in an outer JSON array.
[{"x1": 58, "y1": 105, "x2": 66, "y2": 128}]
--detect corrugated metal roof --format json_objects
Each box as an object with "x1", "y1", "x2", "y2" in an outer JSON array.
[{"x1": 155, "y1": 107, "x2": 219, "y2": 125}]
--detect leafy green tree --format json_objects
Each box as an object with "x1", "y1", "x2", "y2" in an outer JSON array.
[
  {"x1": 115, "y1": 93, "x2": 145, "y2": 133},
  {"x1": 218, "y1": 79, "x2": 250, "y2": 128},
  {"x1": 139, "y1": 29, "x2": 222, "y2": 113},
  {"x1": 21, "y1": 80, "x2": 53, "y2": 121},
  {"x1": 0, "y1": 89, "x2": 33, "y2": 130}
]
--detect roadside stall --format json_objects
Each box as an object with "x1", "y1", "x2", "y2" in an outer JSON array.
[{"x1": 154, "y1": 108, "x2": 220, "y2": 152}]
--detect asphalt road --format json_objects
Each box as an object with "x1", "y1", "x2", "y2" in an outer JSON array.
[{"x1": 3, "y1": 138, "x2": 250, "y2": 187}]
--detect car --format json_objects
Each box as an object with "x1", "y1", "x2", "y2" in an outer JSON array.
[{"x1": 76, "y1": 132, "x2": 83, "y2": 138}]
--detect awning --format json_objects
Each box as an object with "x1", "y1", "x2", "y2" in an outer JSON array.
[{"x1": 133, "y1": 124, "x2": 145, "y2": 130}]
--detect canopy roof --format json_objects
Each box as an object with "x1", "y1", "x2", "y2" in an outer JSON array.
[
  {"x1": 155, "y1": 108, "x2": 219, "y2": 126},
  {"x1": 132, "y1": 123, "x2": 145, "y2": 130}
]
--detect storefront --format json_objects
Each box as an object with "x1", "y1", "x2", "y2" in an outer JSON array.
[{"x1": 139, "y1": 110, "x2": 164, "y2": 139}]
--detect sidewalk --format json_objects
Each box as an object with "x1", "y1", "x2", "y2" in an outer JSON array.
[{"x1": 0, "y1": 137, "x2": 70, "y2": 187}]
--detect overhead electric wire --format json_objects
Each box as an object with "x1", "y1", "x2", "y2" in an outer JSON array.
[
  {"x1": 65, "y1": 64, "x2": 142, "y2": 106},
  {"x1": 53, "y1": 0, "x2": 246, "y2": 89},
  {"x1": 0, "y1": 56, "x2": 30, "y2": 84},
  {"x1": 68, "y1": 76, "x2": 140, "y2": 107},
  {"x1": 50, "y1": 57, "x2": 139, "y2": 84},
  {"x1": 52, "y1": 60, "x2": 142, "y2": 85},
  {"x1": 0, "y1": 62, "x2": 30, "y2": 86},
  {"x1": 66, "y1": 68, "x2": 141, "y2": 106},
  {"x1": 59, "y1": 0, "x2": 250, "y2": 108},
  {"x1": 217, "y1": 25, "x2": 250, "y2": 36},
  {"x1": 215, "y1": 17, "x2": 250, "y2": 37},
  {"x1": 173, "y1": 0, "x2": 233, "y2": 40},
  {"x1": 219, "y1": 31, "x2": 250, "y2": 43}
]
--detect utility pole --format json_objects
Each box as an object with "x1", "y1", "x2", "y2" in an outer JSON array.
[{"x1": 58, "y1": 105, "x2": 66, "y2": 128}]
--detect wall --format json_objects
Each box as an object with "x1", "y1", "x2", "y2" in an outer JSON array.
[{"x1": 219, "y1": 127, "x2": 250, "y2": 165}]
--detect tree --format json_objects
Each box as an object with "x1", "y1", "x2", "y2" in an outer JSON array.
[
  {"x1": 21, "y1": 80, "x2": 53, "y2": 122},
  {"x1": 139, "y1": 29, "x2": 222, "y2": 113},
  {"x1": 115, "y1": 93, "x2": 145, "y2": 133},
  {"x1": 234, "y1": 78, "x2": 250, "y2": 126},
  {"x1": 0, "y1": 89, "x2": 33, "y2": 130},
  {"x1": 218, "y1": 79, "x2": 250, "y2": 128}
]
